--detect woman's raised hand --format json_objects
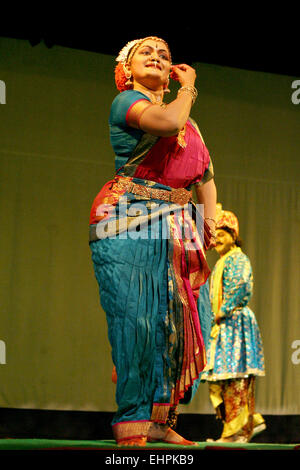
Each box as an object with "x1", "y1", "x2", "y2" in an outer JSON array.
[{"x1": 170, "y1": 64, "x2": 196, "y2": 87}]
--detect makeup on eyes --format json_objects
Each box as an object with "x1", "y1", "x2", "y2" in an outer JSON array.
[{"x1": 139, "y1": 45, "x2": 170, "y2": 61}]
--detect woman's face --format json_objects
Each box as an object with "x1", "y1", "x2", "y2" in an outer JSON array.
[
  {"x1": 128, "y1": 39, "x2": 171, "y2": 90},
  {"x1": 215, "y1": 228, "x2": 235, "y2": 256}
]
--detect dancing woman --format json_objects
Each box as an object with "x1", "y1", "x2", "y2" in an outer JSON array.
[{"x1": 89, "y1": 36, "x2": 217, "y2": 446}]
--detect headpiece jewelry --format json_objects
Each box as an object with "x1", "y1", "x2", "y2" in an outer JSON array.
[
  {"x1": 116, "y1": 39, "x2": 141, "y2": 64},
  {"x1": 116, "y1": 37, "x2": 171, "y2": 65},
  {"x1": 114, "y1": 36, "x2": 171, "y2": 92},
  {"x1": 215, "y1": 203, "x2": 239, "y2": 238}
]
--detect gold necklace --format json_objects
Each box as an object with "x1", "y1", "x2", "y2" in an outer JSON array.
[{"x1": 141, "y1": 89, "x2": 163, "y2": 105}]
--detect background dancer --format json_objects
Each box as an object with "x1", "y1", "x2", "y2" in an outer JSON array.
[{"x1": 201, "y1": 204, "x2": 265, "y2": 442}]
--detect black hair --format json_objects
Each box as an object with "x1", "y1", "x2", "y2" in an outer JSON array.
[{"x1": 219, "y1": 226, "x2": 243, "y2": 248}]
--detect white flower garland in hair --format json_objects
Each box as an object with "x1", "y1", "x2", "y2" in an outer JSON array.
[
  {"x1": 115, "y1": 39, "x2": 141, "y2": 64},
  {"x1": 116, "y1": 36, "x2": 171, "y2": 65}
]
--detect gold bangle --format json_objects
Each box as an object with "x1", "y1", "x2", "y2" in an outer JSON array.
[{"x1": 177, "y1": 85, "x2": 198, "y2": 104}]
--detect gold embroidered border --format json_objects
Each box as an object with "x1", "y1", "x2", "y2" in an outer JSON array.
[
  {"x1": 112, "y1": 420, "x2": 151, "y2": 443},
  {"x1": 115, "y1": 178, "x2": 192, "y2": 205},
  {"x1": 151, "y1": 403, "x2": 170, "y2": 423},
  {"x1": 201, "y1": 369, "x2": 266, "y2": 381},
  {"x1": 176, "y1": 353, "x2": 206, "y2": 401}
]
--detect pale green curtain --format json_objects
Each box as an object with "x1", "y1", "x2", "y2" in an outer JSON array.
[{"x1": 0, "y1": 37, "x2": 299, "y2": 414}]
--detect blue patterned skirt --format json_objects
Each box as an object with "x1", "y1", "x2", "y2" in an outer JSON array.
[{"x1": 89, "y1": 178, "x2": 213, "y2": 438}]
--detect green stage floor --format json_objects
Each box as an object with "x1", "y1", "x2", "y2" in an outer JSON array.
[{"x1": 0, "y1": 439, "x2": 298, "y2": 451}]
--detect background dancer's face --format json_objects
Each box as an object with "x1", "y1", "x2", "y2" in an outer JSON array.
[
  {"x1": 215, "y1": 228, "x2": 235, "y2": 256},
  {"x1": 128, "y1": 39, "x2": 171, "y2": 91}
]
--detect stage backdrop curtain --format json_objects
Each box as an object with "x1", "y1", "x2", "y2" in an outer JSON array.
[{"x1": 0, "y1": 37, "x2": 299, "y2": 415}]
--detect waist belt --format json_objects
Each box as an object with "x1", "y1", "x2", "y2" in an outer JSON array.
[{"x1": 116, "y1": 179, "x2": 192, "y2": 205}]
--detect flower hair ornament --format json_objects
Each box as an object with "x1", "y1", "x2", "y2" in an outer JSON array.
[
  {"x1": 115, "y1": 39, "x2": 142, "y2": 64},
  {"x1": 114, "y1": 37, "x2": 172, "y2": 92}
]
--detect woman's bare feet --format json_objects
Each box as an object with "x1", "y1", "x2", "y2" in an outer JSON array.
[
  {"x1": 147, "y1": 423, "x2": 198, "y2": 446},
  {"x1": 117, "y1": 437, "x2": 147, "y2": 447}
]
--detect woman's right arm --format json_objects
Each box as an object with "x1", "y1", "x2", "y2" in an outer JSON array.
[{"x1": 127, "y1": 64, "x2": 197, "y2": 137}]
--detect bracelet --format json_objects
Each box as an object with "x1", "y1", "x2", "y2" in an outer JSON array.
[
  {"x1": 177, "y1": 85, "x2": 198, "y2": 104},
  {"x1": 205, "y1": 217, "x2": 216, "y2": 223}
]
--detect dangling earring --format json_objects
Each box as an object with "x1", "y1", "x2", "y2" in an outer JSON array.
[
  {"x1": 123, "y1": 64, "x2": 132, "y2": 85},
  {"x1": 125, "y1": 73, "x2": 132, "y2": 86},
  {"x1": 163, "y1": 76, "x2": 171, "y2": 94}
]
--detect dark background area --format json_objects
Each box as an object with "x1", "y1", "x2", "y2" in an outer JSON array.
[
  {"x1": 0, "y1": 409, "x2": 299, "y2": 443},
  {"x1": 0, "y1": 14, "x2": 299, "y2": 77}
]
